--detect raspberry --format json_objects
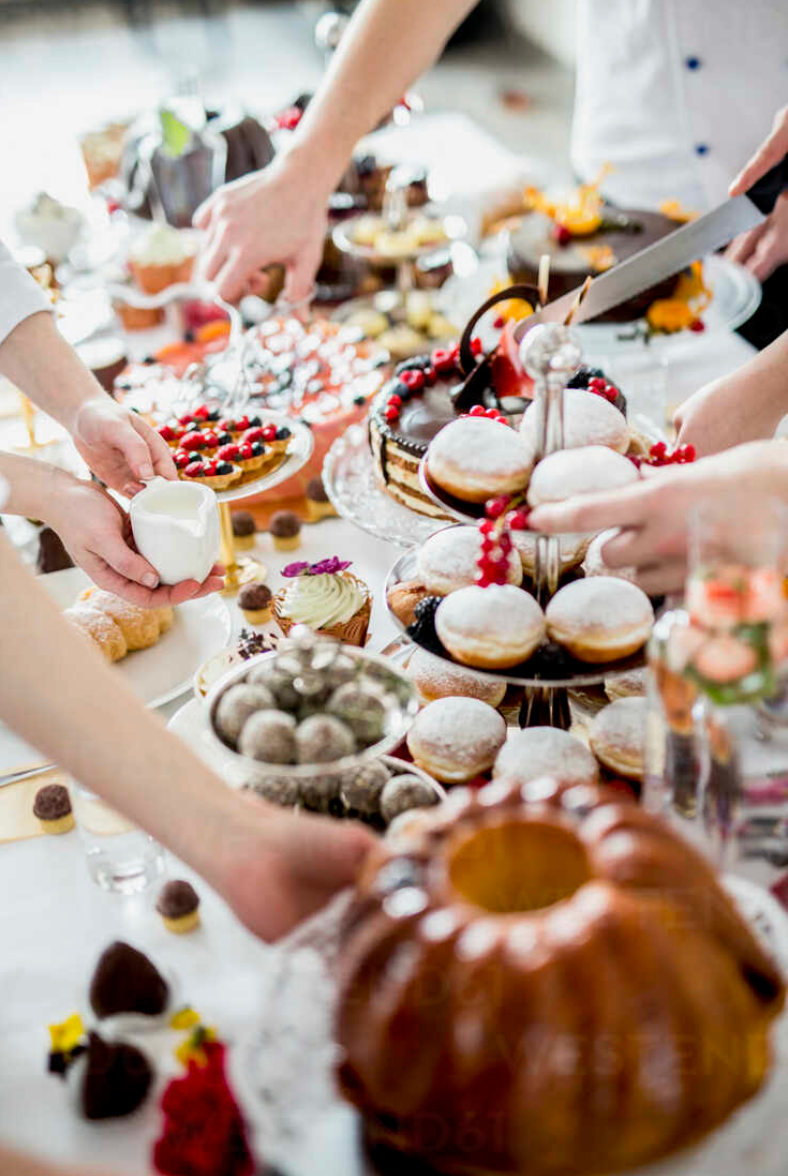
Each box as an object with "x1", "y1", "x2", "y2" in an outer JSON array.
[
  {"x1": 486, "y1": 495, "x2": 511, "y2": 519},
  {"x1": 183, "y1": 461, "x2": 204, "y2": 478},
  {"x1": 508, "y1": 508, "x2": 531, "y2": 530},
  {"x1": 492, "y1": 315, "x2": 505, "y2": 330},
  {"x1": 690, "y1": 319, "x2": 706, "y2": 333},
  {"x1": 551, "y1": 223, "x2": 572, "y2": 246},
  {"x1": 387, "y1": 394, "x2": 403, "y2": 409},
  {"x1": 202, "y1": 431, "x2": 219, "y2": 449},
  {"x1": 181, "y1": 432, "x2": 206, "y2": 451},
  {"x1": 422, "y1": 366, "x2": 437, "y2": 386},
  {"x1": 470, "y1": 337, "x2": 483, "y2": 356},
  {"x1": 399, "y1": 369, "x2": 425, "y2": 391},
  {"x1": 469, "y1": 405, "x2": 486, "y2": 417},
  {"x1": 681, "y1": 443, "x2": 697, "y2": 461},
  {"x1": 193, "y1": 405, "x2": 210, "y2": 421},
  {"x1": 650, "y1": 441, "x2": 667, "y2": 459},
  {"x1": 384, "y1": 406, "x2": 400, "y2": 422},
  {"x1": 262, "y1": 424, "x2": 277, "y2": 442}
]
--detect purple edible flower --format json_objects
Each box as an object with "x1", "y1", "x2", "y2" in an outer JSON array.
[
  {"x1": 281, "y1": 557, "x2": 353, "y2": 578},
  {"x1": 281, "y1": 561, "x2": 311, "y2": 578}
]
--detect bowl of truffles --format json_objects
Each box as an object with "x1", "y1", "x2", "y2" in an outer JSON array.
[{"x1": 206, "y1": 625, "x2": 441, "y2": 827}]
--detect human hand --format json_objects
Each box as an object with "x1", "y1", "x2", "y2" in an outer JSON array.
[
  {"x1": 72, "y1": 396, "x2": 176, "y2": 497},
  {"x1": 528, "y1": 442, "x2": 788, "y2": 595},
  {"x1": 193, "y1": 155, "x2": 329, "y2": 303},
  {"x1": 674, "y1": 371, "x2": 787, "y2": 457},
  {"x1": 730, "y1": 105, "x2": 788, "y2": 197},
  {"x1": 724, "y1": 193, "x2": 788, "y2": 283},
  {"x1": 221, "y1": 797, "x2": 376, "y2": 942},
  {"x1": 50, "y1": 477, "x2": 224, "y2": 606}
]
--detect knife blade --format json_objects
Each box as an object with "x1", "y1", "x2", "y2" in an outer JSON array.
[
  {"x1": 0, "y1": 762, "x2": 56, "y2": 789},
  {"x1": 514, "y1": 152, "x2": 788, "y2": 339}
]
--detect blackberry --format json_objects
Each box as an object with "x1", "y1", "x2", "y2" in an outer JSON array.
[
  {"x1": 407, "y1": 596, "x2": 443, "y2": 653},
  {"x1": 566, "y1": 365, "x2": 606, "y2": 389},
  {"x1": 413, "y1": 595, "x2": 441, "y2": 623},
  {"x1": 531, "y1": 641, "x2": 574, "y2": 679},
  {"x1": 394, "y1": 355, "x2": 432, "y2": 376}
]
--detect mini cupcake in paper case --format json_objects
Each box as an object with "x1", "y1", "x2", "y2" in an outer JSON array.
[
  {"x1": 127, "y1": 224, "x2": 196, "y2": 294},
  {"x1": 274, "y1": 557, "x2": 371, "y2": 647}
]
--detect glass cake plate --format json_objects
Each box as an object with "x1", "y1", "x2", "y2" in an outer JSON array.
[
  {"x1": 229, "y1": 874, "x2": 788, "y2": 1176},
  {"x1": 323, "y1": 423, "x2": 446, "y2": 549}
]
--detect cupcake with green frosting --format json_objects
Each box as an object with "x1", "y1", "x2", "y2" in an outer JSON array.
[{"x1": 274, "y1": 557, "x2": 371, "y2": 647}]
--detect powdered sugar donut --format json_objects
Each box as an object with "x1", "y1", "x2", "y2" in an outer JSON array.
[
  {"x1": 492, "y1": 726, "x2": 598, "y2": 787},
  {"x1": 435, "y1": 584, "x2": 546, "y2": 669},
  {"x1": 408, "y1": 646, "x2": 507, "y2": 707},
  {"x1": 545, "y1": 577, "x2": 654, "y2": 663},
  {"x1": 590, "y1": 697, "x2": 647, "y2": 780},
  {"x1": 511, "y1": 529, "x2": 588, "y2": 578},
  {"x1": 520, "y1": 387, "x2": 629, "y2": 453},
  {"x1": 426, "y1": 418, "x2": 534, "y2": 503},
  {"x1": 527, "y1": 445, "x2": 639, "y2": 508},
  {"x1": 583, "y1": 528, "x2": 637, "y2": 583},
  {"x1": 604, "y1": 666, "x2": 648, "y2": 701},
  {"x1": 416, "y1": 524, "x2": 522, "y2": 595},
  {"x1": 406, "y1": 696, "x2": 507, "y2": 783}
]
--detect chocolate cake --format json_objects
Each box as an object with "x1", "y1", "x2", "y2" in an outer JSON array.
[
  {"x1": 89, "y1": 941, "x2": 169, "y2": 1019},
  {"x1": 506, "y1": 208, "x2": 680, "y2": 323}
]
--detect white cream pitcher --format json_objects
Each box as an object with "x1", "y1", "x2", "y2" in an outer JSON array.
[{"x1": 130, "y1": 477, "x2": 219, "y2": 586}]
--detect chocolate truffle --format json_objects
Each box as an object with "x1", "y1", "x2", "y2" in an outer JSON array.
[
  {"x1": 380, "y1": 774, "x2": 439, "y2": 823},
  {"x1": 89, "y1": 941, "x2": 169, "y2": 1019},
  {"x1": 156, "y1": 879, "x2": 200, "y2": 934},
  {"x1": 244, "y1": 774, "x2": 301, "y2": 807},
  {"x1": 238, "y1": 582, "x2": 272, "y2": 611},
  {"x1": 340, "y1": 760, "x2": 390, "y2": 815},
  {"x1": 216, "y1": 683, "x2": 276, "y2": 745},
  {"x1": 79, "y1": 1031, "x2": 153, "y2": 1120},
  {"x1": 306, "y1": 476, "x2": 330, "y2": 503},
  {"x1": 238, "y1": 709, "x2": 297, "y2": 763},
  {"x1": 36, "y1": 526, "x2": 74, "y2": 574},
  {"x1": 248, "y1": 664, "x2": 301, "y2": 709},
  {"x1": 296, "y1": 714, "x2": 356, "y2": 763},
  {"x1": 231, "y1": 510, "x2": 256, "y2": 538},
  {"x1": 327, "y1": 683, "x2": 388, "y2": 745}
]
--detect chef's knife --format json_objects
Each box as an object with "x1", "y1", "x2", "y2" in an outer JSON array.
[{"x1": 514, "y1": 153, "x2": 788, "y2": 338}]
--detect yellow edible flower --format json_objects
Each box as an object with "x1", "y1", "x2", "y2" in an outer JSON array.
[
  {"x1": 674, "y1": 260, "x2": 711, "y2": 308},
  {"x1": 579, "y1": 244, "x2": 616, "y2": 272},
  {"x1": 48, "y1": 1013, "x2": 84, "y2": 1055},
  {"x1": 646, "y1": 299, "x2": 697, "y2": 333},
  {"x1": 170, "y1": 1006, "x2": 201, "y2": 1031},
  {"x1": 660, "y1": 199, "x2": 699, "y2": 224},
  {"x1": 175, "y1": 1024, "x2": 217, "y2": 1068}
]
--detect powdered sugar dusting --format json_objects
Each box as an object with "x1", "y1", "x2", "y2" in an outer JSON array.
[
  {"x1": 494, "y1": 726, "x2": 598, "y2": 785},
  {"x1": 521, "y1": 388, "x2": 629, "y2": 451},
  {"x1": 408, "y1": 647, "x2": 506, "y2": 704},
  {"x1": 408, "y1": 696, "x2": 506, "y2": 767},
  {"x1": 428, "y1": 418, "x2": 534, "y2": 478},
  {"x1": 591, "y1": 697, "x2": 647, "y2": 756},
  {"x1": 417, "y1": 525, "x2": 521, "y2": 593},
  {"x1": 528, "y1": 446, "x2": 638, "y2": 506},
  {"x1": 437, "y1": 584, "x2": 545, "y2": 643},
  {"x1": 546, "y1": 577, "x2": 653, "y2": 630}
]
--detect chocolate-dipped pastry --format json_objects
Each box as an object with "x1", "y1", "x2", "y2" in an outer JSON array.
[
  {"x1": 238, "y1": 582, "x2": 273, "y2": 623},
  {"x1": 306, "y1": 476, "x2": 330, "y2": 503},
  {"x1": 33, "y1": 783, "x2": 71, "y2": 822},
  {"x1": 305, "y1": 475, "x2": 337, "y2": 521},
  {"x1": 36, "y1": 526, "x2": 74, "y2": 574},
  {"x1": 89, "y1": 941, "x2": 169, "y2": 1019},
  {"x1": 75, "y1": 337, "x2": 128, "y2": 393},
  {"x1": 156, "y1": 879, "x2": 201, "y2": 934},
  {"x1": 269, "y1": 510, "x2": 302, "y2": 552},
  {"x1": 79, "y1": 1031, "x2": 153, "y2": 1120},
  {"x1": 231, "y1": 510, "x2": 256, "y2": 537}
]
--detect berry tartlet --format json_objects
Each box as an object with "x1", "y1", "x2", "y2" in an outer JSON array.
[{"x1": 180, "y1": 458, "x2": 241, "y2": 491}]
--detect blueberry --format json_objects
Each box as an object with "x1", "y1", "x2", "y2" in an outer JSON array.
[
  {"x1": 276, "y1": 426, "x2": 291, "y2": 440},
  {"x1": 143, "y1": 355, "x2": 156, "y2": 365},
  {"x1": 183, "y1": 329, "x2": 195, "y2": 343},
  {"x1": 394, "y1": 355, "x2": 431, "y2": 375},
  {"x1": 353, "y1": 394, "x2": 367, "y2": 407},
  {"x1": 216, "y1": 462, "x2": 233, "y2": 475}
]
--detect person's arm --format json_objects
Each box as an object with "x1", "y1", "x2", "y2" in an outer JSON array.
[
  {"x1": 528, "y1": 441, "x2": 788, "y2": 595},
  {"x1": 0, "y1": 1146, "x2": 117, "y2": 1176},
  {"x1": 674, "y1": 328, "x2": 788, "y2": 455},
  {"x1": 0, "y1": 308, "x2": 175, "y2": 497},
  {"x1": 0, "y1": 531, "x2": 374, "y2": 941},
  {"x1": 0, "y1": 453, "x2": 223, "y2": 606},
  {"x1": 194, "y1": 0, "x2": 477, "y2": 300}
]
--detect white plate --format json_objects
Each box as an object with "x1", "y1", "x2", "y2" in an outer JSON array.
[{"x1": 40, "y1": 567, "x2": 231, "y2": 709}]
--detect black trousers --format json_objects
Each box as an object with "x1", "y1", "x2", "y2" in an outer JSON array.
[{"x1": 738, "y1": 263, "x2": 788, "y2": 351}]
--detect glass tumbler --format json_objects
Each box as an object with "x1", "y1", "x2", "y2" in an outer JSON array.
[{"x1": 70, "y1": 779, "x2": 165, "y2": 895}]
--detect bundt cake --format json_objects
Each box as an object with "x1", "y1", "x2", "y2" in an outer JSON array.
[{"x1": 335, "y1": 778, "x2": 785, "y2": 1175}]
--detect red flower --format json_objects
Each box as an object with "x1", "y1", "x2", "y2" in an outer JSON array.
[{"x1": 152, "y1": 1043, "x2": 254, "y2": 1176}]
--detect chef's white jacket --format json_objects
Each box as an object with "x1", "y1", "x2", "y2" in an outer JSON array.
[
  {"x1": 0, "y1": 239, "x2": 51, "y2": 347},
  {"x1": 571, "y1": 0, "x2": 788, "y2": 210}
]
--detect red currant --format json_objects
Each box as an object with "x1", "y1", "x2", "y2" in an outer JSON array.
[
  {"x1": 690, "y1": 319, "x2": 706, "y2": 333},
  {"x1": 492, "y1": 315, "x2": 505, "y2": 330},
  {"x1": 431, "y1": 347, "x2": 454, "y2": 374},
  {"x1": 486, "y1": 495, "x2": 511, "y2": 519},
  {"x1": 477, "y1": 555, "x2": 497, "y2": 577},
  {"x1": 475, "y1": 573, "x2": 492, "y2": 588},
  {"x1": 480, "y1": 536, "x2": 494, "y2": 554},
  {"x1": 681, "y1": 443, "x2": 697, "y2": 461},
  {"x1": 469, "y1": 404, "x2": 486, "y2": 417},
  {"x1": 650, "y1": 441, "x2": 667, "y2": 459},
  {"x1": 422, "y1": 366, "x2": 436, "y2": 385},
  {"x1": 603, "y1": 384, "x2": 619, "y2": 402},
  {"x1": 508, "y1": 508, "x2": 531, "y2": 530},
  {"x1": 479, "y1": 519, "x2": 495, "y2": 535},
  {"x1": 387, "y1": 394, "x2": 403, "y2": 409},
  {"x1": 470, "y1": 337, "x2": 483, "y2": 356},
  {"x1": 399, "y1": 369, "x2": 425, "y2": 391},
  {"x1": 627, "y1": 454, "x2": 643, "y2": 469},
  {"x1": 498, "y1": 532, "x2": 513, "y2": 553},
  {"x1": 588, "y1": 377, "x2": 606, "y2": 389},
  {"x1": 384, "y1": 406, "x2": 400, "y2": 422},
  {"x1": 551, "y1": 223, "x2": 572, "y2": 246}
]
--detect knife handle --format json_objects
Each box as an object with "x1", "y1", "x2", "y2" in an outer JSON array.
[{"x1": 747, "y1": 153, "x2": 788, "y2": 215}]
